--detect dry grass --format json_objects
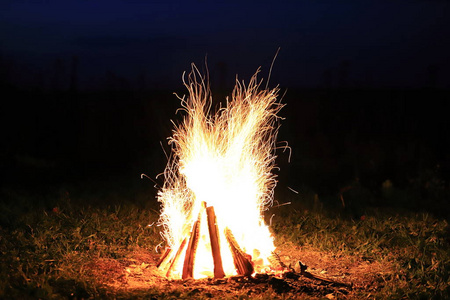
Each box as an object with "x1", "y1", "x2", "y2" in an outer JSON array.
[{"x1": 0, "y1": 184, "x2": 449, "y2": 299}]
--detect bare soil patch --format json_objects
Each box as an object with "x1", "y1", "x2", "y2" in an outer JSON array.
[{"x1": 85, "y1": 245, "x2": 396, "y2": 299}]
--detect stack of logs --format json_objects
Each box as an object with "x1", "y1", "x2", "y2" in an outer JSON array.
[{"x1": 157, "y1": 201, "x2": 254, "y2": 279}]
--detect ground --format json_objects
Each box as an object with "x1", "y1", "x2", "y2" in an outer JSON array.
[
  {"x1": 85, "y1": 243, "x2": 396, "y2": 299},
  {"x1": 0, "y1": 184, "x2": 448, "y2": 299}
]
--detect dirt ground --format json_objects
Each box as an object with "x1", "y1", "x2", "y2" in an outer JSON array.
[{"x1": 85, "y1": 243, "x2": 396, "y2": 299}]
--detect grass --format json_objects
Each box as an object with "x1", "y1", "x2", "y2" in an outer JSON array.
[
  {"x1": 0, "y1": 185, "x2": 161, "y2": 299},
  {"x1": 271, "y1": 202, "x2": 450, "y2": 299},
  {"x1": 0, "y1": 183, "x2": 449, "y2": 299}
]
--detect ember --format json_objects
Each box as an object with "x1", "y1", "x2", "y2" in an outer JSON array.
[{"x1": 157, "y1": 64, "x2": 284, "y2": 279}]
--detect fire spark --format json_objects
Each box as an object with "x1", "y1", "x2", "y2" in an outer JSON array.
[{"x1": 157, "y1": 64, "x2": 285, "y2": 280}]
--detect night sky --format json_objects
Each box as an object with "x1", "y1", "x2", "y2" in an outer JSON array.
[
  {"x1": 1, "y1": 1, "x2": 450, "y2": 89},
  {"x1": 1, "y1": 1, "x2": 449, "y2": 214}
]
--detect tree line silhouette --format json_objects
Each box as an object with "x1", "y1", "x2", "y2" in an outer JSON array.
[{"x1": 0, "y1": 55, "x2": 448, "y2": 216}]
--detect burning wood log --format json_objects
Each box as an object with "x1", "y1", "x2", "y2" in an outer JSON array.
[
  {"x1": 156, "y1": 247, "x2": 172, "y2": 269},
  {"x1": 225, "y1": 227, "x2": 254, "y2": 276},
  {"x1": 206, "y1": 206, "x2": 225, "y2": 278},
  {"x1": 165, "y1": 237, "x2": 187, "y2": 278},
  {"x1": 182, "y1": 208, "x2": 203, "y2": 279}
]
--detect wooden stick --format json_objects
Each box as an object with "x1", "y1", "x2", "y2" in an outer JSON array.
[
  {"x1": 298, "y1": 261, "x2": 352, "y2": 288},
  {"x1": 206, "y1": 206, "x2": 225, "y2": 278},
  {"x1": 268, "y1": 251, "x2": 287, "y2": 270},
  {"x1": 182, "y1": 209, "x2": 203, "y2": 279},
  {"x1": 166, "y1": 237, "x2": 187, "y2": 278},
  {"x1": 225, "y1": 227, "x2": 254, "y2": 276},
  {"x1": 156, "y1": 247, "x2": 172, "y2": 269}
]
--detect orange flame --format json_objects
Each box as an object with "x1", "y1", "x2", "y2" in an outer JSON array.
[{"x1": 158, "y1": 64, "x2": 284, "y2": 279}]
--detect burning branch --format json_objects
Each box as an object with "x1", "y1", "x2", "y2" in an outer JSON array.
[
  {"x1": 156, "y1": 247, "x2": 172, "y2": 269},
  {"x1": 225, "y1": 227, "x2": 254, "y2": 276},
  {"x1": 165, "y1": 237, "x2": 187, "y2": 278},
  {"x1": 206, "y1": 206, "x2": 225, "y2": 278},
  {"x1": 182, "y1": 204, "x2": 204, "y2": 279}
]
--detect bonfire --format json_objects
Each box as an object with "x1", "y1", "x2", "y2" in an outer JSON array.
[{"x1": 157, "y1": 64, "x2": 285, "y2": 280}]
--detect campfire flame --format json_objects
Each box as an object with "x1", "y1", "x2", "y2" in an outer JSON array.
[{"x1": 157, "y1": 65, "x2": 284, "y2": 279}]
